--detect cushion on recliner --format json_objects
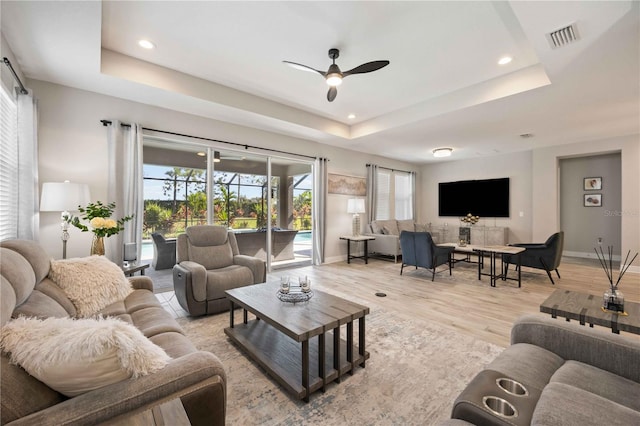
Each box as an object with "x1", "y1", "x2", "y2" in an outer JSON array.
[
  {"x1": 205, "y1": 266, "x2": 255, "y2": 300},
  {"x1": 531, "y1": 382, "x2": 640, "y2": 425},
  {"x1": 486, "y1": 343, "x2": 565, "y2": 391},
  {"x1": 186, "y1": 226, "x2": 228, "y2": 246},
  {"x1": 550, "y1": 360, "x2": 640, "y2": 412},
  {"x1": 188, "y1": 243, "x2": 234, "y2": 270}
]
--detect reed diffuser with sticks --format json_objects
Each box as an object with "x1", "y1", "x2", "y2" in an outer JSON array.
[{"x1": 595, "y1": 246, "x2": 638, "y2": 313}]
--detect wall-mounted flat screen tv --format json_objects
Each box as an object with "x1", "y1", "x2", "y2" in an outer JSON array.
[{"x1": 438, "y1": 178, "x2": 510, "y2": 217}]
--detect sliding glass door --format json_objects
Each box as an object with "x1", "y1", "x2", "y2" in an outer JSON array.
[{"x1": 141, "y1": 140, "x2": 313, "y2": 270}]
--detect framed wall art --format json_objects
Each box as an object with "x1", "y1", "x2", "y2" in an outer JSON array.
[
  {"x1": 584, "y1": 194, "x2": 602, "y2": 207},
  {"x1": 583, "y1": 177, "x2": 602, "y2": 190},
  {"x1": 328, "y1": 173, "x2": 366, "y2": 196}
]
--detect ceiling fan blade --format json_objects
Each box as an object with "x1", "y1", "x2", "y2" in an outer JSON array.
[
  {"x1": 283, "y1": 61, "x2": 325, "y2": 76},
  {"x1": 343, "y1": 60, "x2": 390, "y2": 77},
  {"x1": 327, "y1": 86, "x2": 337, "y2": 102}
]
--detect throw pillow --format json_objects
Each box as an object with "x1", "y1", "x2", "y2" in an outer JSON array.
[
  {"x1": 48, "y1": 256, "x2": 132, "y2": 317},
  {"x1": 370, "y1": 221, "x2": 383, "y2": 234},
  {"x1": 0, "y1": 316, "x2": 171, "y2": 397},
  {"x1": 397, "y1": 220, "x2": 415, "y2": 234},
  {"x1": 415, "y1": 223, "x2": 428, "y2": 232}
]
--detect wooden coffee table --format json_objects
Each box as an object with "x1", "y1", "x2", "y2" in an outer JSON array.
[
  {"x1": 540, "y1": 289, "x2": 640, "y2": 334},
  {"x1": 224, "y1": 283, "x2": 370, "y2": 402}
]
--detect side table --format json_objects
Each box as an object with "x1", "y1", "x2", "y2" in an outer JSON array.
[
  {"x1": 339, "y1": 235, "x2": 375, "y2": 264},
  {"x1": 121, "y1": 263, "x2": 150, "y2": 277}
]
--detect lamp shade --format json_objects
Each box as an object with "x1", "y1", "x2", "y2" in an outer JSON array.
[
  {"x1": 40, "y1": 181, "x2": 90, "y2": 212},
  {"x1": 347, "y1": 198, "x2": 365, "y2": 214}
]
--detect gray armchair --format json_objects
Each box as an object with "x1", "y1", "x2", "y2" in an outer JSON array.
[
  {"x1": 151, "y1": 232, "x2": 176, "y2": 270},
  {"x1": 505, "y1": 231, "x2": 564, "y2": 284},
  {"x1": 399, "y1": 231, "x2": 454, "y2": 281},
  {"x1": 173, "y1": 225, "x2": 266, "y2": 316}
]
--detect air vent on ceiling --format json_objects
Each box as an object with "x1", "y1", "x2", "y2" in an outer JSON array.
[{"x1": 546, "y1": 23, "x2": 580, "y2": 49}]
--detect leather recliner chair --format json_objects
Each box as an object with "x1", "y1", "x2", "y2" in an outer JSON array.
[{"x1": 173, "y1": 225, "x2": 266, "y2": 316}]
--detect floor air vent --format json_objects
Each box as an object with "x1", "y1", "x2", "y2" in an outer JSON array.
[{"x1": 546, "y1": 23, "x2": 580, "y2": 49}]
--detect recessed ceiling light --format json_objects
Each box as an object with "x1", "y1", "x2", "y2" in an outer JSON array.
[
  {"x1": 498, "y1": 56, "x2": 512, "y2": 65},
  {"x1": 433, "y1": 148, "x2": 453, "y2": 158},
  {"x1": 348, "y1": 114, "x2": 356, "y2": 119},
  {"x1": 196, "y1": 151, "x2": 206, "y2": 157},
  {"x1": 138, "y1": 39, "x2": 155, "y2": 49}
]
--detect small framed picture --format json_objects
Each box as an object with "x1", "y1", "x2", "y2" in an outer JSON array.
[
  {"x1": 584, "y1": 194, "x2": 602, "y2": 207},
  {"x1": 584, "y1": 177, "x2": 602, "y2": 190}
]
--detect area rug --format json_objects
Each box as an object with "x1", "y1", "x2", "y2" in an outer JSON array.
[{"x1": 177, "y1": 304, "x2": 502, "y2": 425}]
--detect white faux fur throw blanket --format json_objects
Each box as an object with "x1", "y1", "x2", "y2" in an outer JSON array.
[
  {"x1": 0, "y1": 316, "x2": 170, "y2": 396},
  {"x1": 48, "y1": 255, "x2": 133, "y2": 317}
]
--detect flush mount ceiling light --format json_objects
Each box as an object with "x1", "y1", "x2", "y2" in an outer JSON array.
[
  {"x1": 213, "y1": 151, "x2": 221, "y2": 163},
  {"x1": 138, "y1": 39, "x2": 155, "y2": 49},
  {"x1": 433, "y1": 148, "x2": 453, "y2": 158},
  {"x1": 348, "y1": 113, "x2": 356, "y2": 119},
  {"x1": 196, "y1": 151, "x2": 206, "y2": 157},
  {"x1": 498, "y1": 56, "x2": 512, "y2": 65}
]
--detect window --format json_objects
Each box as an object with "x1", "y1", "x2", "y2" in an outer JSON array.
[
  {"x1": 375, "y1": 169, "x2": 391, "y2": 220},
  {"x1": 374, "y1": 169, "x2": 414, "y2": 221},
  {"x1": 0, "y1": 85, "x2": 18, "y2": 241},
  {"x1": 394, "y1": 171, "x2": 413, "y2": 220}
]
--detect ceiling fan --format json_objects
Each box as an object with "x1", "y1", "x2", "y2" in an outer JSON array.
[{"x1": 283, "y1": 48, "x2": 390, "y2": 102}]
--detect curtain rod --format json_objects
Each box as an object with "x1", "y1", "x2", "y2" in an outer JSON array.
[
  {"x1": 366, "y1": 163, "x2": 413, "y2": 174},
  {"x1": 2, "y1": 58, "x2": 28, "y2": 95},
  {"x1": 100, "y1": 120, "x2": 319, "y2": 160}
]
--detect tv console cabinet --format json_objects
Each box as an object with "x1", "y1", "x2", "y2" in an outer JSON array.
[{"x1": 429, "y1": 225, "x2": 508, "y2": 246}]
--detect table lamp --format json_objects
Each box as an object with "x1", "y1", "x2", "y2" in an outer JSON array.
[
  {"x1": 40, "y1": 181, "x2": 90, "y2": 259},
  {"x1": 347, "y1": 198, "x2": 365, "y2": 236}
]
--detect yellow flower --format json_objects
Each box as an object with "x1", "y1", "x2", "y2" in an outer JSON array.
[
  {"x1": 104, "y1": 219, "x2": 118, "y2": 229},
  {"x1": 90, "y1": 217, "x2": 106, "y2": 229}
]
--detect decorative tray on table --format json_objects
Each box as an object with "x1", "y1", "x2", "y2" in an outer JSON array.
[{"x1": 276, "y1": 286, "x2": 314, "y2": 303}]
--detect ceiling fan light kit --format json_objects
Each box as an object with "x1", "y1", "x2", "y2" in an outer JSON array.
[
  {"x1": 284, "y1": 48, "x2": 389, "y2": 102},
  {"x1": 433, "y1": 148, "x2": 453, "y2": 158}
]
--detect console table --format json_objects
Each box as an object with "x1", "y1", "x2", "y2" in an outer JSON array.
[
  {"x1": 430, "y1": 225, "x2": 508, "y2": 246},
  {"x1": 540, "y1": 289, "x2": 640, "y2": 335}
]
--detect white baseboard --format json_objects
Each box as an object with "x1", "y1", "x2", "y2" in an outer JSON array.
[
  {"x1": 624, "y1": 265, "x2": 640, "y2": 274},
  {"x1": 563, "y1": 250, "x2": 622, "y2": 261}
]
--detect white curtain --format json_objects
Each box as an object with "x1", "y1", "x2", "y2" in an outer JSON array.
[
  {"x1": 107, "y1": 121, "x2": 144, "y2": 264},
  {"x1": 312, "y1": 157, "x2": 328, "y2": 265},
  {"x1": 17, "y1": 90, "x2": 38, "y2": 240},
  {"x1": 410, "y1": 171, "x2": 417, "y2": 220},
  {"x1": 366, "y1": 164, "x2": 378, "y2": 224}
]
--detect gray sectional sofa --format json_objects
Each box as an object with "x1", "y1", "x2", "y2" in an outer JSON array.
[
  {"x1": 1, "y1": 239, "x2": 226, "y2": 426},
  {"x1": 365, "y1": 219, "x2": 434, "y2": 262},
  {"x1": 449, "y1": 314, "x2": 640, "y2": 425}
]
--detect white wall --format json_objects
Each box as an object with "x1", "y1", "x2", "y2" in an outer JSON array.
[
  {"x1": 30, "y1": 80, "x2": 419, "y2": 261},
  {"x1": 420, "y1": 151, "x2": 533, "y2": 244},
  {"x1": 532, "y1": 135, "x2": 640, "y2": 270}
]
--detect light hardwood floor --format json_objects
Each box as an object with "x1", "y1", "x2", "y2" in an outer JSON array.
[{"x1": 157, "y1": 256, "x2": 640, "y2": 348}]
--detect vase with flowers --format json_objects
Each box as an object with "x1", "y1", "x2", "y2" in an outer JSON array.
[
  {"x1": 68, "y1": 201, "x2": 133, "y2": 256},
  {"x1": 595, "y1": 245, "x2": 638, "y2": 313}
]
